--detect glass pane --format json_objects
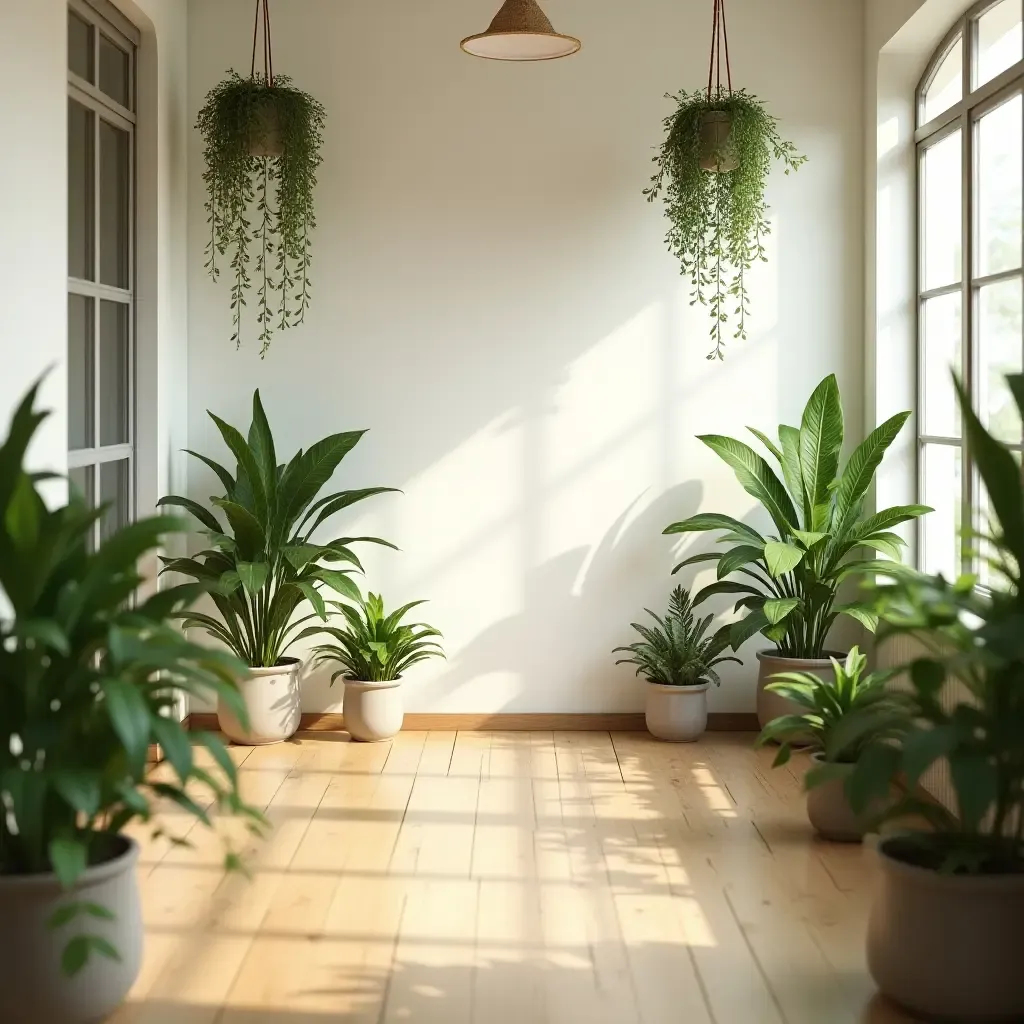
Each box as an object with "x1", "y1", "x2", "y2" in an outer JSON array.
[
  {"x1": 979, "y1": 277, "x2": 1024, "y2": 443},
  {"x1": 68, "y1": 465, "x2": 94, "y2": 506},
  {"x1": 68, "y1": 294, "x2": 95, "y2": 450},
  {"x1": 99, "y1": 121, "x2": 130, "y2": 288},
  {"x1": 923, "y1": 35, "x2": 963, "y2": 123},
  {"x1": 923, "y1": 131, "x2": 962, "y2": 290},
  {"x1": 922, "y1": 444, "x2": 962, "y2": 579},
  {"x1": 68, "y1": 100, "x2": 95, "y2": 281},
  {"x1": 68, "y1": 11, "x2": 93, "y2": 81},
  {"x1": 100, "y1": 459, "x2": 130, "y2": 542},
  {"x1": 99, "y1": 35, "x2": 130, "y2": 108},
  {"x1": 923, "y1": 292, "x2": 963, "y2": 437},
  {"x1": 100, "y1": 301, "x2": 129, "y2": 446},
  {"x1": 977, "y1": 0, "x2": 1023, "y2": 88},
  {"x1": 977, "y1": 94, "x2": 1023, "y2": 277}
]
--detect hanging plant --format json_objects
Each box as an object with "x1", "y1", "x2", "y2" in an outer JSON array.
[
  {"x1": 196, "y1": 0, "x2": 326, "y2": 358},
  {"x1": 645, "y1": 0, "x2": 805, "y2": 361}
]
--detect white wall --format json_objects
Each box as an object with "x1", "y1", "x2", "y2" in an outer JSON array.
[{"x1": 186, "y1": 0, "x2": 866, "y2": 715}]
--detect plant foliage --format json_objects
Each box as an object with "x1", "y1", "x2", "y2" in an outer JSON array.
[
  {"x1": 159, "y1": 390, "x2": 397, "y2": 668},
  {"x1": 645, "y1": 88, "x2": 806, "y2": 361},
  {"x1": 0, "y1": 380, "x2": 264, "y2": 973},
  {"x1": 312, "y1": 593, "x2": 444, "y2": 684},
  {"x1": 836, "y1": 373, "x2": 1024, "y2": 874},
  {"x1": 197, "y1": 71, "x2": 326, "y2": 357},
  {"x1": 664, "y1": 374, "x2": 930, "y2": 658},
  {"x1": 613, "y1": 585, "x2": 740, "y2": 687}
]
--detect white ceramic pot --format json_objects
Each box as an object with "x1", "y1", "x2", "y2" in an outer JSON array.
[
  {"x1": 0, "y1": 837, "x2": 142, "y2": 1024},
  {"x1": 217, "y1": 658, "x2": 301, "y2": 745},
  {"x1": 867, "y1": 835, "x2": 1024, "y2": 1020},
  {"x1": 645, "y1": 682, "x2": 709, "y2": 742},
  {"x1": 343, "y1": 679, "x2": 403, "y2": 742},
  {"x1": 755, "y1": 649, "x2": 843, "y2": 731}
]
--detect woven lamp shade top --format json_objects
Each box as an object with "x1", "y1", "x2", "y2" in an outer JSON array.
[{"x1": 461, "y1": 0, "x2": 581, "y2": 61}]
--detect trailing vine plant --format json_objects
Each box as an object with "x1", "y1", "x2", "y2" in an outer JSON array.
[
  {"x1": 196, "y1": 0, "x2": 325, "y2": 358},
  {"x1": 644, "y1": 0, "x2": 805, "y2": 361}
]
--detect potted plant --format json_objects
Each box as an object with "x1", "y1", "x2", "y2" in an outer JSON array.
[
  {"x1": 197, "y1": 64, "x2": 326, "y2": 357},
  {"x1": 160, "y1": 390, "x2": 397, "y2": 745},
  {"x1": 311, "y1": 593, "x2": 444, "y2": 742},
  {"x1": 613, "y1": 585, "x2": 740, "y2": 742},
  {"x1": 836, "y1": 375, "x2": 1024, "y2": 1020},
  {"x1": 664, "y1": 374, "x2": 929, "y2": 729},
  {"x1": 643, "y1": 0, "x2": 805, "y2": 361},
  {"x1": 0, "y1": 381, "x2": 263, "y2": 1023},
  {"x1": 755, "y1": 647, "x2": 905, "y2": 842}
]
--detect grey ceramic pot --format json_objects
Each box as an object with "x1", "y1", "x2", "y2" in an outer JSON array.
[
  {"x1": 0, "y1": 836, "x2": 142, "y2": 1024},
  {"x1": 755, "y1": 649, "x2": 844, "y2": 731},
  {"x1": 805, "y1": 752, "x2": 866, "y2": 843},
  {"x1": 645, "y1": 681, "x2": 709, "y2": 742}
]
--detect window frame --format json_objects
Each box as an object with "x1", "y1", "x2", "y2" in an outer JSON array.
[
  {"x1": 916, "y1": 0, "x2": 1024, "y2": 577},
  {"x1": 67, "y1": 0, "x2": 139, "y2": 547}
]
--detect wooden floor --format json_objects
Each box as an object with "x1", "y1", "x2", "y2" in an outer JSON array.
[{"x1": 113, "y1": 731, "x2": 922, "y2": 1024}]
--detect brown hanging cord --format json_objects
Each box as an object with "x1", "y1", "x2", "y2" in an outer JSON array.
[
  {"x1": 706, "y1": 0, "x2": 733, "y2": 100},
  {"x1": 250, "y1": 0, "x2": 274, "y2": 85}
]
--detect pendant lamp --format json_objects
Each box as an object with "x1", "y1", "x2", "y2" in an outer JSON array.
[{"x1": 461, "y1": 0, "x2": 581, "y2": 61}]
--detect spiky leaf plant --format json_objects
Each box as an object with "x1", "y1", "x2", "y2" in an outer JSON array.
[
  {"x1": 613, "y1": 585, "x2": 740, "y2": 687},
  {"x1": 197, "y1": 71, "x2": 326, "y2": 357},
  {"x1": 645, "y1": 89, "x2": 805, "y2": 361}
]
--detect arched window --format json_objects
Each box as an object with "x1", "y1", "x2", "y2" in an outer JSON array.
[{"x1": 917, "y1": 0, "x2": 1023, "y2": 583}]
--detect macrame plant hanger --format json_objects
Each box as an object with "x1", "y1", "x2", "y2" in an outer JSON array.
[
  {"x1": 248, "y1": 0, "x2": 283, "y2": 158},
  {"x1": 700, "y1": 0, "x2": 737, "y2": 173},
  {"x1": 251, "y1": 0, "x2": 274, "y2": 87}
]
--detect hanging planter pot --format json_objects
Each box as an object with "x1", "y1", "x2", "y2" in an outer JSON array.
[
  {"x1": 645, "y1": 0, "x2": 806, "y2": 360},
  {"x1": 196, "y1": 0, "x2": 326, "y2": 358}
]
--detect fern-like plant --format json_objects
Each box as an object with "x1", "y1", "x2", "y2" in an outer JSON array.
[
  {"x1": 645, "y1": 88, "x2": 805, "y2": 361},
  {"x1": 197, "y1": 71, "x2": 326, "y2": 357},
  {"x1": 613, "y1": 586, "x2": 740, "y2": 686}
]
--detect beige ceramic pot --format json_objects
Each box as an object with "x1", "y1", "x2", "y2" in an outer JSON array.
[
  {"x1": 248, "y1": 100, "x2": 283, "y2": 157},
  {"x1": 344, "y1": 679, "x2": 404, "y2": 742},
  {"x1": 867, "y1": 835, "x2": 1024, "y2": 1020},
  {"x1": 0, "y1": 837, "x2": 142, "y2": 1024},
  {"x1": 699, "y1": 110, "x2": 738, "y2": 172},
  {"x1": 805, "y1": 753, "x2": 867, "y2": 843},
  {"x1": 217, "y1": 658, "x2": 302, "y2": 745},
  {"x1": 645, "y1": 682, "x2": 709, "y2": 742},
  {"x1": 755, "y1": 649, "x2": 843, "y2": 731}
]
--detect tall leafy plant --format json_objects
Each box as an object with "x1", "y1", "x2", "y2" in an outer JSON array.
[
  {"x1": 159, "y1": 391, "x2": 396, "y2": 668},
  {"x1": 0, "y1": 381, "x2": 263, "y2": 971},
  {"x1": 197, "y1": 71, "x2": 326, "y2": 357},
  {"x1": 665, "y1": 375, "x2": 930, "y2": 658}
]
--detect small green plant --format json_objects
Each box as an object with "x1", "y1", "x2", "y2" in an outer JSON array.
[
  {"x1": 197, "y1": 71, "x2": 326, "y2": 357},
  {"x1": 0, "y1": 380, "x2": 264, "y2": 974},
  {"x1": 645, "y1": 88, "x2": 805, "y2": 360},
  {"x1": 665, "y1": 374, "x2": 930, "y2": 659},
  {"x1": 755, "y1": 647, "x2": 907, "y2": 772},
  {"x1": 613, "y1": 585, "x2": 740, "y2": 687},
  {"x1": 159, "y1": 390, "x2": 397, "y2": 668},
  {"x1": 312, "y1": 593, "x2": 445, "y2": 683}
]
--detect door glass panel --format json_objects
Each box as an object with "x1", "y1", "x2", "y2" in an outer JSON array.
[
  {"x1": 977, "y1": 94, "x2": 1023, "y2": 277},
  {"x1": 68, "y1": 100, "x2": 95, "y2": 281},
  {"x1": 922, "y1": 444, "x2": 962, "y2": 580},
  {"x1": 99, "y1": 35, "x2": 130, "y2": 108},
  {"x1": 923, "y1": 131, "x2": 962, "y2": 290},
  {"x1": 68, "y1": 11, "x2": 93, "y2": 81},
  {"x1": 923, "y1": 36, "x2": 963, "y2": 123},
  {"x1": 99, "y1": 121, "x2": 130, "y2": 288},
  {"x1": 100, "y1": 301, "x2": 129, "y2": 446},
  {"x1": 977, "y1": 0, "x2": 1023, "y2": 88},
  {"x1": 923, "y1": 292, "x2": 963, "y2": 438},
  {"x1": 68, "y1": 294, "x2": 95, "y2": 450},
  {"x1": 979, "y1": 277, "x2": 1024, "y2": 444},
  {"x1": 100, "y1": 460, "x2": 130, "y2": 542}
]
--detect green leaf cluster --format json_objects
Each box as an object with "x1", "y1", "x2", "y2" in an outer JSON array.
[
  {"x1": 160, "y1": 390, "x2": 397, "y2": 668},
  {"x1": 0, "y1": 379, "x2": 265, "y2": 973},
  {"x1": 836, "y1": 374, "x2": 1024, "y2": 874},
  {"x1": 644, "y1": 88, "x2": 806, "y2": 361},
  {"x1": 197, "y1": 71, "x2": 326, "y2": 357},
  {"x1": 312, "y1": 593, "x2": 444, "y2": 684},
  {"x1": 664, "y1": 374, "x2": 930, "y2": 658},
  {"x1": 613, "y1": 585, "x2": 741, "y2": 687}
]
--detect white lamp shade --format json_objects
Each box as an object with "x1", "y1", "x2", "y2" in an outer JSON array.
[{"x1": 461, "y1": 0, "x2": 581, "y2": 61}]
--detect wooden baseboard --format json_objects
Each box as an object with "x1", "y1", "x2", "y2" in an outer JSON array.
[
  {"x1": 146, "y1": 743, "x2": 163, "y2": 764},
  {"x1": 186, "y1": 711, "x2": 759, "y2": 733}
]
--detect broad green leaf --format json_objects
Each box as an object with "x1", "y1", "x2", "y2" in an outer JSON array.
[
  {"x1": 295, "y1": 581, "x2": 327, "y2": 620},
  {"x1": 52, "y1": 772, "x2": 102, "y2": 819},
  {"x1": 87, "y1": 936, "x2": 121, "y2": 963},
  {"x1": 949, "y1": 752, "x2": 999, "y2": 831},
  {"x1": 747, "y1": 427, "x2": 783, "y2": 462},
  {"x1": 48, "y1": 837, "x2": 87, "y2": 889},
  {"x1": 902, "y1": 725, "x2": 957, "y2": 786},
  {"x1": 156, "y1": 495, "x2": 221, "y2": 533},
  {"x1": 731, "y1": 609, "x2": 769, "y2": 649},
  {"x1": 833, "y1": 412, "x2": 912, "y2": 533},
  {"x1": 183, "y1": 449, "x2": 236, "y2": 495},
  {"x1": 207, "y1": 411, "x2": 267, "y2": 520},
  {"x1": 101, "y1": 678, "x2": 151, "y2": 770},
  {"x1": 778, "y1": 424, "x2": 808, "y2": 524},
  {"x1": 764, "y1": 541, "x2": 804, "y2": 577},
  {"x1": 799, "y1": 375, "x2": 843, "y2": 524},
  {"x1": 664, "y1": 513, "x2": 765, "y2": 544},
  {"x1": 5, "y1": 473, "x2": 40, "y2": 548},
  {"x1": 62, "y1": 935, "x2": 91, "y2": 977},
  {"x1": 247, "y1": 389, "x2": 278, "y2": 493},
  {"x1": 299, "y1": 487, "x2": 401, "y2": 539},
  {"x1": 150, "y1": 716, "x2": 194, "y2": 783},
  {"x1": 14, "y1": 619, "x2": 69, "y2": 655},
  {"x1": 283, "y1": 544, "x2": 322, "y2": 571},
  {"x1": 671, "y1": 551, "x2": 722, "y2": 574},
  {"x1": 693, "y1": 580, "x2": 763, "y2": 607},
  {"x1": 763, "y1": 597, "x2": 800, "y2": 624},
  {"x1": 834, "y1": 603, "x2": 878, "y2": 632},
  {"x1": 236, "y1": 561, "x2": 269, "y2": 597},
  {"x1": 81, "y1": 901, "x2": 116, "y2": 921},
  {"x1": 859, "y1": 531, "x2": 906, "y2": 561},
  {"x1": 791, "y1": 530, "x2": 828, "y2": 551},
  {"x1": 852, "y1": 505, "x2": 932, "y2": 539},
  {"x1": 717, "y1": 544, "x2": 765, "y2": 580},
  {"x1": 313, "y1": 568, "x2": 362, "y2": 602},
  {"x1": 49, "y1": 902, "x2": 83, "y2": 928},
  {"x1": 211, "y1": 499, "x2": 265, "y2": 560},
  {"x1": 279, "y1": 432, "x2": 367, "y2": 532}
]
